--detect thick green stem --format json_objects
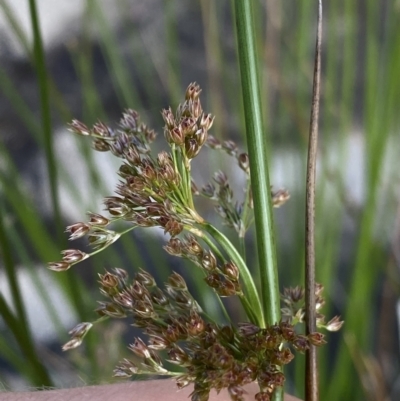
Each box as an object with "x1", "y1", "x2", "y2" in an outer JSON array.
[{"x1": 233, "y1": 0, "x2": 280, "y2": 326}]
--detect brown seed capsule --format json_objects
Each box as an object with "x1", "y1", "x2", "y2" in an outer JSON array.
[
  {"x1": 133, "y1": 299, "x2": 155, "y2": 319},
  {"x1": 292, "y1": 335, "x2": 310, "y2": 352},
  {"x1": 213, "y1": 170, "x2": 228, "y2": 186},
  {"x1": 271, "y1": 188, "x2": 290, "y2": 208},
  {"x1": 61, "y1": 249, "x2": 88, "y2": 264},
  {"x1": 185, "y1": 138, "x2": 200, "y2": 159},
  {"x1": 148, "y1": 335, "x2": 169, "y2": 350},
  {"x1": 163, "y1": 219, "x2": 184, "y2": 237},
  {"x1": 125, "y1": 146, "x2": 141, "y2": 165},
  {"x1": 69, "y1": 120, "x2": 90, "y2": 136},
  {"x1": 128, "y1": 338, "x2": 151, "y2": 359},
  {"x1": 151, "y1": 288, "x2": 169, "y2": 307},
  {"x1": 112, "y1": 267, "x2": 129, "y2": 281},
  {"x1": 167, "y1": 126, "x2": 185, "y2": 146},
  {"x1": 65, "y1": 222, "x2": 91, "y2": 240},
  {"x1": 185, "y1": 82, "x2": 201, "y2": 100},
  {"x1": 181, "y1": 117, "x2": 197, "y2": 136},
  {"x1": 68, "y1": 322, "x2": 93, "y2": 338},
  {"x1": 113, "y1": 358, "x2": 138, "y2": 377},
  {"x1": 194, "y1": 128, "x2": 207, "y2": 147},
  {"x1": 185, "y1": 235, "x2": 203, "y2": 256},
  {"x1": 308, "y1": 332, "x2": 326, "y2": 346},
  {"x1": 186, "y1": 311, "x2": 205, "y2": 336},
  {"x1": 48, "y1": 261, "x2": 71, "y2": 272},
  {"x1": 99, "y1": 272, "x2": 119, "y2": 288},
  {"x1": 93, "y1": 121, "x2": 113, "y2": 137},
  {"x1": 164, "y1": 238, "x2": 183, "y2": 256},
  {"x1": 135, "y1": 269, "x2": 156, "y2": 288},
  {"x1": 114, "y1": 291, "x2": 134, "y2": 309},
  {"x1": 279, "y1": 322, "x2": 296, "y2": 341},
  {"x1": 168, "y1": 272, "x2": 188, "y2": 290},
  {"x1": 62, "y1": 337, "x2": 83, "y2": 351},
  {"x1": 325, "y1": 316, "x2": 344, "y2": 332},
  {"x1": 168, "y1": 345, "x2": 189, "y2": 364},
  {"x1": 161, "y1": 107, "x2": 175, "y2": 129},
  {"x1": 199, "y1": 113, "x2": 215, "y2": 131},
  {"x1": 201, "y1": 250, "x2": 217, "y2": 271},
  {"x1": 223, "y1": 261, "x2": 240, "y2": 281},
  {"x1": 93, "y1": 139, "x2": 110, "y2": 152},
  {"x1": 103, "y1": 197, "x2": 129, "y2": 216},
  {"x1": 87, "y1": 212, "x2": 109, "y2": 226},
  {"x1": 238, "y1": 153, "x2": 250, "y2": 174},
  {"x1": 120, "y1": 109, "x2": 139, "y2": 130}
]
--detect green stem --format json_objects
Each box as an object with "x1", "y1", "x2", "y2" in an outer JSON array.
[
  {"x1": 239, "y1": 237, "x2": 247, "y2": 263},
  {"x1": 28, "y1": 0, "x2": 62, "y2": 242},
  {"x1": 233, "y1": 0, "x2": 280, "y2": 327},
  {"x1": 201, "y1": 222, "x2": 265, "y2": 327}
]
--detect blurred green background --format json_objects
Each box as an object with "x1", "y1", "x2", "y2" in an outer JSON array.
[{"x1": 0, "y1": 1, "x2": 399, "y2": 400}]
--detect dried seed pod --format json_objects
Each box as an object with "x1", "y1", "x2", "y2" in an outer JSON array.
[
  {"x1": 161, "y1": 107, "x2": 175, "y2": 129},
  {"x1": 69, "y1": 120, "x2": 90, "y2": 136},
  {"x1": 168, "y1": 272, "x2": 188, "y2": 290},
  {"x1": 325, "y1": 316, "x2": 344, "y2": 332},
  {"x1": 238, "y1": 153, "x2": 250, "y2": 174},
  {"x1": 201, "y1": 250, "x2": 217, "y2": 271},
  {"x1": 199, "y1": 113, "x2": 215, "y2": 131},
  {"x1": 128, "y1": 338, "x2": 151, "y2": 359},
  {"x1": 65, "y1": 222, "x2": 91, "y2": 240},
  {"x1": 271, "y1": 188, "x2": 290, "y2": 207},
  {"x1": 87, "y1": 212, "x2": 109, "y2": 226},
  {"x1": 98, "y1": 272, "x2": 119, "y2": 288},
  {"x1": 93, "y1": 121, "x2": 113, "y2": 137},
  {"x1": 93, "y1": 138, "x2": 110, "y2": 152},
  {"x1": 164, "y1": 238, "x2": 183, "y2": 256},
  {"x1": 308, "y1": 332, "x2": 326, "y2": 346},
  {"x1": 135, "y1": 269, "x2": 156, "y2": 288},
  {"x1": 113, "y1": 358, "x2": 139, "y2": 377},
  {"x1": 48, "y1": 261, "x2": 71, "y2": 272},
  {"x1": 185, "y1": 138, "x2": 200, "y2": 159},
  {"x1": 222, "y1": 261, "x2": 240, "y2": 281},
  {"x1": 120, "y1": 109, "x2": 139, "y2": 130},
  {"x1": 186, "y1": 82, "x2": 201, "y2": 100},
  {"x1": 62, "y1": 337, "x2": 84, "y2": 351},
  {"x1": 67, "y1": 322, "x2": 93, "y2": 338},
  {"x1": 61, "y1": 249, "x2": 89, "y2": 265}
]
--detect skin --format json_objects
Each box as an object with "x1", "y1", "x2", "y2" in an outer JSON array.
[{"x1": 0, "y1": 380, "x2": 302, "y2": 401}]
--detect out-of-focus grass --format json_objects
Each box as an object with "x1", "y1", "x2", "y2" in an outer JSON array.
[{"x1": 0, "y1": 0, "x2": 399, "y2": 399}]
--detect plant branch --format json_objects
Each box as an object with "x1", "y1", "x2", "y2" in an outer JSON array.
[
  {"x1": 305, "y1": 2, "x2": 322, "y2": 401},
  {"x1": 201, "y1": 222, "x2": 265, "y2": 327}
]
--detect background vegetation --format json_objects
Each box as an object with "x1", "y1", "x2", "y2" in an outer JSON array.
[{"x1": 0, "y1": 1, "x2": 399, "y2": 400}]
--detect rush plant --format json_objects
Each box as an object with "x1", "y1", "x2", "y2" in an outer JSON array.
[{"x1": 49, "y1": 82, "x2": 341, "y2": 401}]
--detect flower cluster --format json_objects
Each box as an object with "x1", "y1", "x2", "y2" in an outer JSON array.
[
  {"x1": 64, "y1": 268, "x2": 323, "y2": 401},
  {"x1": 199, "y1": 136, "x2": 289, "y2": 238},
  {"x1": 48, "y1": 83, "x2": 339, "y2": 401},
  {"x1": 281, "y1": 284, "x2": 344, "y2": 332},
  {"x1": 49, "y1": 83, "x2": 215, "y2": 272},
  {"x1": 164, "y1": 235, "x2": 241, "y2": 297}
]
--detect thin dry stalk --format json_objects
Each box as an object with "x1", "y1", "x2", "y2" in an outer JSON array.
[{"x1": 305, "y1": 1, "x2": 322, "y2": 401}]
